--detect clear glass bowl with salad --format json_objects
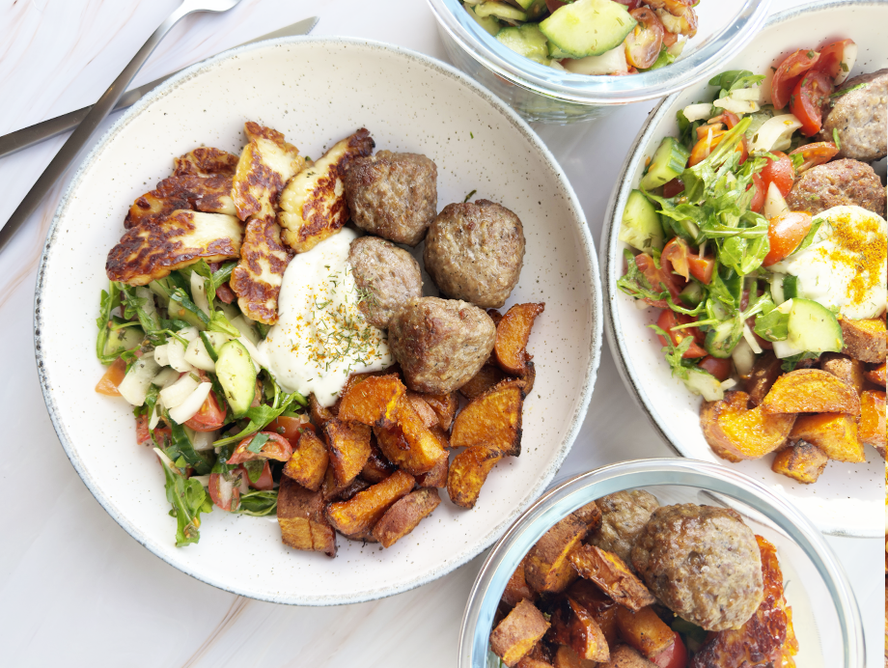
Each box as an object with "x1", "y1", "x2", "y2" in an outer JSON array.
[{"x1": 426, "y1": 0, "x2": 771, "y2": 123}]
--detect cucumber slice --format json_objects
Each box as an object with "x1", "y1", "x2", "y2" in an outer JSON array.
[
  {"x1": 785, "y1": 298, "x2": 843, "y2": 354},
  {"x1": 474, "y1": 2, "x2": 527, "y2": 22},
  {"x1": 769, "y1": 273, "x2": 786, "y2": 305},
  {"x1": 216, "y1": 340, "x2": 257, "y2": 418},
  {"x1": 104, "y1": 318, "x2": 144, "y2": 357},
  {"x1": 540, "y1": 0, "x2": 636, "y2": 58},
  {"x1": 169, "y1": 294, "x2": 207, "y2": 330},
  {"x1": 561, "y1": 44, "x2": 628, "y2": 75},
  {"x1": 497, "y1": 23, "x2": 550, "y2": 65},
  {"x1": 466, "y1": 6, "x2": 500, "y2": 36},
  {"x1": 683, "y1": 368, "x2": 724, "y2": 402},
  {"x1": 513, "y1": 0, "x2": 547, "y2": 19},
  {"x1": 782, "y1": 275, "x2": 799, "y2": 300},
  {"x1": 679, "y1": 282, "x2": 704, "y2": 307},
  {"x1": 619, "y1": 190, "x2": 664, "y2": 252},
  {"x1": 640, "y1": 137, "x2": 691, "y2": 191}
]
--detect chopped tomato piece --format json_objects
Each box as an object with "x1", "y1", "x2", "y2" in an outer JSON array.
[
  {"x1": 698, "y1": 356, "x2": 733, "y2": 382},
  {"x1": 240, "y1": 462, "x2": 274, "y2": 490},
  {"x1": 656, "y1": 310, "x2": 708, "y2": 358},
  {"x1": 814, "y1": 39, "x2": 855, "y2": 81},
  {"x1": 689, "y1": 127, "x2": 747, "y2": 167},
  {"x1": 709, "y1": 110, "x2": 741, "y2": 129},
  {"x1": 662, "y1": 178, "x2": 685, "y2": 198},
  {"x1": 790, "y1": 70, "x2": 833, "y2": 136},
  {"x1": 184, "y1": 390, "x2": 226, "y2": 432},
  {"x1": 763, "y1": 211, "x2": 813, "y2": 267},
  {"x1": 625, "y1": 7, "x2": 665, "y2": 69},
  {"x1": 789, "y1": 141, "x2": 839, "y2": 173},
  {"x1": 650, "y1": 633, "x2": 688, "y2": 668},
  {"x1": 95, "y1": 357, "x2": 127, "y2": 396},
  {"x1": 268, "y1": 414, "x2": 315, "y2": 444},
  {"x1": 228, "y1": 431, "x2": 294, "y2": 464},
  {"x1": 749, "y1": 172, "x2": 766, "y2": 213},
  {"x1": 135, "y1": 415, "x2": 171, "y2": 448},
  {"x1": 687, "y1": 252, "x2": 715, "y2": 285},
  {"x1": 636, "y1": 253, "x2": 683, "y2": 308},
  {"x1": 759, "y1": 151, "x2": 794, "y2": 197},
  {"x1": 771, "y1": 48, "x2": 820, "y2": 109},
  {"x1": 215, "y1": 282, "x2": 236, "y2": 304},
  {"x1": 662, "y1": 237, "x2": 691, "y2": 280},
  {"x1": 208, "y1": 470, "x2": 247, "y2": 512}
]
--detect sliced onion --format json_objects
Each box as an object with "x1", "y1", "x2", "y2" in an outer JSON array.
[
  {"x1": 748, "y1": 114, "x2": 803, "y2": 152},
  {"x1": 834, "y1": 42, "x2": 858, "y2": 85},
  {"x1": 154, "y1": 344, "x2": 170, "y2": 367},
  {"x1": 562, "y1": 45, "x2": 628, "y2": 75},
  {"x1": 159, "y1": 374, "x2": 200, "y2": 409},
  {"x1": 167, "y1": 337, "x2": 195, "y2": 373},
  {"x1": 117, "y1": 357, "x2": 161, "y2": 406},
  {"x1": 742, "y1": 323, "x2": 764, "y2": 355},
  {"x1": 683, "y1": 102, "x2": 714, "y2": 122},
  {"x1": 713, "y1": 95, "x2": 760, "y2": 115},
  {"x1": 189, "y1": 429, "x2": 219, "y2": 452},
  {"x1": 763, "y1": 181, "x2": 790, "y2": 220},
  {"x1": 732, "y1": 338, "x2": 757, "y2": 378},
  {"x1": 148, "y1": 400, "x2": 162, "y2": 430},
  {"x1": 169, "y1": 382, "x2": 213, "y2": 425},
  {"x1": 152, "y1": 367, "x2": 180, "y2": 388},
  {"x1": 190, "y1": 272, "x2": 211, "y2": 319},
  {"x1": 185, "y1": 337, "x2": 216, "y2": 372}
]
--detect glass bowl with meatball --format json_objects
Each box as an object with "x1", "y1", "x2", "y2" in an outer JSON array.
[
  {"x1": 426, "y1": 0, "x2": 771, "y2": 123},
  {"x1": 459, "y1": 458, "x2": 863, "y2": 667}
]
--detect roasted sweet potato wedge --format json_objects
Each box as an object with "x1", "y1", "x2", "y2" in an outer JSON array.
[
  {"x1": 420, "y1": 392, "x2": 459, "y2": 431},
  {"x1": 552, "y1": 645, "x2": 597, "y2": 668},
  {"x1": 495, "y1": 303, "x2": 545, "y2": 375},
  {"x1": 520, "y1": 360, "x2": 537, "y2": 397},
  {"x1": 309, "y1": 394, "x2": 335, "y2": 429},
  {"x1": 789, "y1": 412, "x2": 864, "y2": 463},
  {"x1": 568, "y1": 544, "x2": 656, "y2": 612},
  {"x1": 515, "y1": 657, "x2": 553, "y2": 668},
  {"x1": 324, "y1": 418, "x2": 372, "y2": 486},
  {"x1": 406, "y1": 391, "x2": 439, "y2": 429},
  {"x1": 283, "y1": 429, "x2": 329, "y2": 491},
  {"x1": 524, "y1": 513, "x2": 588, "y2": 595},
  {"x1": 503, "y1": 557, "x2": 535, "y2": 609},
  {"x1": 745, "y1": 352, "x2": 783, "y2": 406},
  {"x1": 573, "y1": 501, "x2": 602, "y2": 532},
  {"x1": 371, "y1": 488, "x2": 441, "y2": 548},
  {"x1": 451, "y1": 378, "x2": 525, "y2": 456},
  {"x1": 701, "y1": 391, "x2": 796, "y2": 462},
  {"x1": 761, "y1": 369, "x2": 861, "y2": 415},
  {"x1": 859, "y1": 390, "x2": 886, "y2": 458},
  {"x1": 415, "y1": 454, "x2": 449, "y2": 488},
  {"x1": 360, "y1": 442, "x2": 397, "y2": 484},
  {"x1": 337, "y1": 373, "x2": 405, "y2": 427},
  {"x1": 373, "y1": 396, "x2": 449, "y2": 475},
  {"x1": 820, "y1": 353, "x2": 867, "y2": 395},
  {"x1": 326, "y1": 470, "x2": 415, "y2": 536},
  {"x1": 446, "y1": 445, "x2": 503, "y2": 509},
  {"x1": 615, "y1": 606, "x2": 675, "y2": 659},
  {"x1": 277, "y1": 476, "x2": 336, "y2": 557},
  {"x1": 460, "y1": 364, "x2": 507, "y2": 401},
  {"x1": 565, "y1": 599, "x2": 610, "y2": 662},
  {"x1": 566, "y1": 580, "x2": 619, "y2": 647},
  {"x1": 840, "y1": 317, "x2": 887, "y2": 363},
  {"x1": 866, "y1": 361, "x2": 887, "y2": 387},
  {"x1": 490, "y1": 599, "x2": 551, "y2": 667},
  {"x1": 771, "y1": 440, "x2": 829, "y2": 484}
]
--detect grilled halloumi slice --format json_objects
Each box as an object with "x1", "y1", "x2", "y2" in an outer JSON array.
[
  {"x1": 230, "y1": 212, "x2": 294, "y2": 324},
  {"x1": 278, "y1": 128, "x2": 374, "y2": 253},
  {"x1": 106, "y1": 210, "x2": 242, "y2": 286},
  {"x1": 173, "y1": 147, "x2": 239, "y2": 177}
]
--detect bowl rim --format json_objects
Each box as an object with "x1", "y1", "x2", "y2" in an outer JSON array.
[
  {"x1": 33, "y1": 36, "x2": 603, "y2": 605},
  {"x1": 426, "y1": 0, "x2": 773, "y2": 105},
  {"x1": 457, "y1": 457, "x2": 864, "y2": 668},
  {"x1": 600, "y1": 0, "x2": 887, "y2": 538}
]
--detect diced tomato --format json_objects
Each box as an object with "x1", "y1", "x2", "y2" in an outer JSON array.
[
  {"x1": 763, "y1": 211, "x2": 813, "y2": 267},
  {"x1": 698, "y1": 356, "x2": 733, "y2": 382},
  {"x1": 759, "y1": 151, "x2": 794, "y2": 197},
  {"x1": 635, "y1": 253, "x2": 683, "y2": 308},
  {"x1": 689, "y1": 127, "x2": 747, "y2": 167},
  {"x1": 95, "y1": 357, "x2": 127, "y2": 396},
  {"x1": 790, "y1": 70, "x2": 833, "y2": 136},
  {"x1": 771, "y1": 48, "x2": 820, "y2": 109},
  {"x1": 240, "y1": 462, "x2": 274, "y2": 490},
  {"x1": 650, "y1": 633, "x2": 688, "y2": 668},
  {"x1": 662, "y1": 178, "x2": 685, "y2": 198},
  {"x1": 709, "y1": 110, "x2": 741, "y2": 130},
  {"x1": 814, "y1": 38, "x2": 855, "y2": 81},
  {"x1": 625, "y1": 7, "x2": 665, "y2": 70},
  {"x1": 546, "y1": 0, "x2": 570, "y2": 10},
  {"x1": 268, "y1": 414, "x2": 315, "y2": 444},
  {"x1": 656, "y1": 310, "x2": 707, "y2": 358},
  {"x1": 228, "y1": 431, "x2": 294, "y2": 464},
  {"x1": 184, "y1": 390, "x2": 226, "y2": 432},
  {"x1": 789, "y1": 141, "x2": 839, "y2": 173},
  {"x1": 687, "y1": 252, "x2": 715, "y2": 285},
  {"x1": 135, "y1": 415, "x2": 170, "y2": 448},
  {"x1": 215, "y1": 282, "x2": 236, "y2": 304},
  {"x1": 662, "y1": 237, "x2": 691, "y2": 280},
  {"x1": 208, "y1": 470, "x2": 247, "y2": 512},
  {"x1": 749, "y1": 172, "x2": 766, "y2": 213}
]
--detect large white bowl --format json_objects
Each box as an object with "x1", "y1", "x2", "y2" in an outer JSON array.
[
  {"x1": 35, "y1": 38, "x2": 602, "y2": 604},
  {"x1": 602, "y1": 0, "x2": 887, "y2": 538}
]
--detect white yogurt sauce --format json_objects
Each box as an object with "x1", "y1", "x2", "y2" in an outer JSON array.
[
  {"x1": 259, "y1": 227, "x2": 392, "y2": 406},
  {"x1": 771, "y1": 205, "x2": 887, "y2": 319}
]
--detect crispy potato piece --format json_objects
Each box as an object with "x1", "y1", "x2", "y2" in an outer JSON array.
[
  {"x1": 407, "y1": 391, "x2": 439, "y2": 428},
  {"x1": 277, "y1": 476, "x2": 336, "y2": 557},
  {"x1": 320, "y1": 466, "x2": 370, "y2": 502},
  {"x1": 325, "y1": 418, "x2": 372, "y2": 486},
  {"x1": 615, "y1": 606, "x2": 675, "y2": 659},
  {"x1": 745, "y1": 352, "x2": 783, "y2": 406},
  {"x1": 446, "y1": 445, "x2": 503, "y2": 509},
  {"x1": 761, "y1": 369, "x2": 861, "y2": 415},
  {"x1": 488, "y1": 309, "x2": 504, "y2": 326},
  {"x1": 701, "y1": 391, "x2": 796, "y2": 462},
  {"x1": 283, "y1": 430, "x2": 329, "y2": 491},
  {"x1": 490, "y1": 599, "x2": 551, "y2": 667},
  {"x1": 503, "y1": 557, "x2": 534, "y2": 608},
  {"x1": 374, "y1": 395, "x2": 449, "y2": 475},
  {"x1": 495, "y1": 303, "x2": 546, "y2": 375},
  {"x1": 866, "y1": 361, "x2": 887, "y2": 387},
  {"x1": 566, "y1": 580, "x2": 619, "y2": 647},
  {"x1": 451, "y1": 378, "x2": 525, "y2": 456},
  {"x1": 859, "y1": 390, "x2": 886, "y2": 458},
  {"x1": 840, "y1": 317, "x2": 887, "y2": 363},
  {"x1": 326, "y1": 470, "x2": 415, "y2": 536},
  {"x1": 459, "y1": 364, "x2": 506, "y2": 401},
  {"x1": 371, "y1": 488, "x2": 441, "y2": 548},
  {"x1": 820, "y1": 353, "x2": 867, "y2": 394},
  {"x1": 568, "y1": 544, "x2": 656, "y2": 611},
  {"x1": 337, "y1": 374, "x2": 405, "y2": 428},
  {"x1": 525, "y1": 513, "x2": 588, "y2": 594},
  {"x1": 789, "y1": 413, "x2": 864, "y2": 462},
  {"x1": 310, "y1": 394, "x2": 336, "y2": 430},
  {"x1": 422, "y1": 392, "x2": 459, "y2": 431},
  {"x1": 771, "y1": 440, "x2": 829, "y2": 483},
  {"x1": 360, "y1": 442, "x2": 397, "y2": 483},
  {"x1": 415, "y1": 454, "x2": 449, "y2": 488},
  {"x1": 566, "y1": 599, "x2": 610, "y2": 662},
  {"x1": 337, "y1": 477, "x2": 371, "y2": 501}
]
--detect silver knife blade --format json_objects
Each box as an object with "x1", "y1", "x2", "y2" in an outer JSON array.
[{"x1": 0, "y1": 16, "x2": 319, "y2": 159}]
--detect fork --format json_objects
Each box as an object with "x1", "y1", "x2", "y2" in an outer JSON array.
[{"x1": 0, "y1": 0, "x2": 244, "y2": 254}]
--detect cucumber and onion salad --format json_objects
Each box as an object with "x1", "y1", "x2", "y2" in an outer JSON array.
[
  {"x1": 95, "y1": 260, "x2": 309, "y2": 547},
  {"x1": 462, "y1": 0, "x2": 690, "y2": 75}
]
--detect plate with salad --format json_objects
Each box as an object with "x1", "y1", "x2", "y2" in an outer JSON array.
[
  {"x1": 602, "y1": 0, "x2": 887, "y2": 537},
  {"x1": 34, "y1": 37, "x2": 601, "y2": 604}
]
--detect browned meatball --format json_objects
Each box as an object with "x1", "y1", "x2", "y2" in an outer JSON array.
[
  {"x1": 786, "y1": 158, "x2": 886, "y2": 217},
  {"x1": 821, "y1": 68, "x2": 887, "y2": 163},
  {"x1": 348, "y1": 236, "x2": 422, "y2": 329},
  {"x1": 631, "y1": 504, "x2": 763, "y2": 632},
  {"x1": 588, "y1": 490, "x2": 659, "y2": 565},
  {"x1": 424, "y1": 200, "x2": 526, "y2": 309},
  {"x1": 388, "y1": 297, "x2": 496, "y2": 394},
  {"x1": 343, "y1": 151, "x2": 437, "y2": 247}
]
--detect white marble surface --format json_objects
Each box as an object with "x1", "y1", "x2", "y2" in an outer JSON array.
[{"x1": 0, "y1": 0, "x2": 881, "y2": 665}]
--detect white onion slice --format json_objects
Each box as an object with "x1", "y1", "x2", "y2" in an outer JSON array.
[
  {"x1": 190, "y1": 272, "x2": 211, "y2": 319},
  {"x1": 748, "y1": 114, "x2": 803, "y2": 152},
  {"x1": 159, "y1": 374, "x2": 200, "y2": 409},
  {"x1": 683, "y1": 103, "x2": 714, "y2": 122},
  {"x1": 117, "y1": 356, "x2": 160, "y2": 406},
  {"x1": 763, "y1": 181, "x2": 790, "y2": 220},
  {"x1": 169, "y1": 382, "x2": 213, "y2": 425}
]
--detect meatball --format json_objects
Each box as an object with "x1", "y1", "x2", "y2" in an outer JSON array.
[
  {"x1": 821, "y1": 68, "x2": 887, "y2": 163},
  {"x1": 388, "y1": 296, "x2": 496, "y2": 394},
  {"x1": 424, "y1": 200, "x2": 526, "y2": 309},
  {"x1": 786, "y1": 158, "x2": 886, "y2": 217},
  {"x1": 348, "y1": 236, "x2": 422, "y2": 329},
  {"x1": 588, "y1": 490, "x2": 659, "y2": 565},
  {"x1": 343, "y1": 151, "x2": 437, "y2": 247},
  {"x1": 631, "y1": 504, "x2": 763, "y2": 632}
]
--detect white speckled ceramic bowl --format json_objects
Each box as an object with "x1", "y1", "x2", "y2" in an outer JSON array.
[
  {"x1": 35, "y1": 38, "x2": 602, "y2": 604},
  {"x1": 602, "y1": 0, "x2": 887, "y2": 537}
]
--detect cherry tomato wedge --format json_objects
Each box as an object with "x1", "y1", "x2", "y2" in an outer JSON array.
[
  {"x1": 687, "y1": 252, "x2": 715, "y2": 285},
  {"x1": 689, "y1": 127, "x2": 747, "y2": 167},
  {"x1": 95, "y1": 357, "x2": 127, "y2": 396},
  {"x1": 763, "y1": 211, "x2": 813, "y2": 267},
  {"x1": 749, "y1": 172, "x2": 766, "y2": 213},
  {"x1": 789, "y1": 141, "x2": 839, "y2": 173},
  {"x1": 790, "y1": 70, "x2": 833, "y2": 136},
  {"x1": 268, "y1": 414, "x2": 315, "y2": 443},
  {"x1": 240, "y1": 462, "x2": 275, "y2": 491},
  {"x1": 229, "y1": 431, "x2": 294, "y2": 464},
  {"x1": 208, "y1": 470, "x2": 246, "y2": 512},
  {"x1": 662, "y1": 178, "x2": 685, "y2": 198},
  {"x1": 184, "y1": 390, "x2": 226, "y2": 432},
  {"x1": 662, "y1": 237, "x2": 691, "y2": 281},
  {"x1": 759, "y1": 151, "x2": 794, "y2": 197},
  {"x1": 656, "y1": 310, "x2": 707, "y2": 358},
  {"x1": 771, "y1": 48, "x2": 820, "y2": 109},
  {"x1": 635, "y1": 253, "x2": 684, "y2": 308},
  {"x1": 625, "y1": 7, "x2": 665, "y2": 69},
  {"x1": 698, "y1": 355, "x2": 733, "y2": 382},
  {"x1": 650, "y1": 632, "x2": 689, "y2": 668},
  {"x1": 814, "y1": 38, "x2": 855, "y2": 82}
]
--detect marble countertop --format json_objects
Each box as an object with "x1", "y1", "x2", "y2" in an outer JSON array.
[{"x1": 0, "y1": 0, "x2": 882, "y2": 665}]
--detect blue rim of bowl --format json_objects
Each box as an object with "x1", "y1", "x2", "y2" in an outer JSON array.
[
  {"x1": 427, "y1": 0, "x2": 772, "y2": 105},
  {"x1": 600, "y1": 0, "x2": 887, "y2": 538},
  {"x1": 457, "y1": 458, "x2": 864, "y2": 668},
  {"x1": 33, "y1": 36, "x2": 603, "y2": 605}
]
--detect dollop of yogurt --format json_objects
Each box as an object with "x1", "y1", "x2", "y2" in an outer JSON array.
[
  {"x1": 259, "y1": 227, "x2": 392, "y2": 406},
  {"x1": 771, "y1": 205, "x2": 887, "y2": 319}
]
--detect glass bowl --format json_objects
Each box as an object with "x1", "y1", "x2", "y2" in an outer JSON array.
[
  {"x1": 427, "y1": 0, "x2": 771, "y2": 124},
  {"x1": 458, "y1": 458, "x2": 864, "y2": 667}
]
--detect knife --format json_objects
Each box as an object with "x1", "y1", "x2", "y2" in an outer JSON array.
[{"x1": 0, "y1": 16, "x2": 319, "y2": 159}]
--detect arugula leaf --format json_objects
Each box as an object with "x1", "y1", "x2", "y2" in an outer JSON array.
[
  {"x1": 96, "y1": 282, "x2": 123, "y2": 363},
  {"x1": 246, "y1": 432, "x2": 270, "y2": 454},
  {"x1": 709, "y1": 70, "x2": 765, "y2": 92},
  {"x1": 792, "y1": 216, "x2": 823, "y2": 256},
  {"x1": 242, "y1": 459, "x2": 266, "y2": 484},
  {"x1": 155, "y1": 448, "x2": 212, "y2": 547},
  {"x1": 754, "y1": 308, "x2": 789, "y2": 341},
  {"x1": 208, "y1": 310, "x2": 240, "y2": 337},
  {"x1": 616, "y1": 250, "x2": 669, "y2": 304},
  {"x1": 213, "y1": 393, "x2": 305, "y2": 447},
  {"x1": 236, "y1": 490, "x2": 277, "y2": 517},
  {"x1": 166, "y1": 416, "x2": 215, "y2": 475},
  {"x1": 681, "y1": 117, "x2": 752, "y2": 203},
  {"x1": 169, "y1": 288, "x2": 210, "y2": 326},
  {"x1": 649, "y1": 324, "x2": 694, "y2": 380},
  {"x1": 781, "y1": 352, "x2": 820, "y2": 372}
]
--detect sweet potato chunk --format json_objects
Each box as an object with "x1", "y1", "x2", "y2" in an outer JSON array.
[
  {"x1": 495, "y1": 302, "x2": 545, "y2": 375},
  {"x1": 446, "y1": 445, "x2": 503, "y2": 509},
  {"x1": 490, "y1": 599, "x2": 551, "y2": 667},
  {"x1": 525, "y1": 513, "x2": 589, "y2": 594},
  {"x1": 567, "y1": 580, "x2": 619, "y2": 647},
  {"x1": 516, "y1": 658, "x2": 554, "y2": 668},
  {"x1": 326, "y1": 470, "x2": 415, "y2": 536},
  {"x1": 866, "y1": 361, "x2": 887, "y2": 387},
  {"x1": 701, "y1": 391, "x2": 796, "y2": 462},
  {"x1": 373, "y1": 396, "x2": 449, "y2": 475},
  {"x1": 597, "y1": 645, "x2": 657, "y2": 667},
  {"x1": 615, "y1": 606, "x2": 675, "y2": 659},
  {"x1": 859, "y1": 390, "x2": 886, "y2": 458},
  {"x1": 840, "y1": 317, "x2": 887, "y2": 363},
  {"x1": 407, "y1": 391, "x2": 439, "y2": 428},
  {"x1": 565, "y1": 599, "x2": 610, "y2": 662},
  {"x1": 324, "y1": 418, "x2": 372, "y2": 486},
  {"x1": 745, "y1": 352, "x2": 782, "y2": 406},
  {"x1": 460, "y1": 364, "x2": 506, "y2": 400},
  {"x1": 771, "y1": 440, "x2": 829, "y2": 483},
  {"x1": 277, "y1": 476, "x2": 336, "y2": 557},
  {"x1": 337, "y1": 373, "x2": 405, "y2": 427},
  {"x1": 568, "y1": 544, "x2": 656, "y2": 611},
  {"x1": 789, "y1": 413, "x2": 864, "y2": 462},
  {"x1": 820, "y1": 353, "x2": 866, "y2": 394},
  {"x1": 415, "y1": 454, "x2": 449, "y2": 488},
  {"x1": 552, "y1": 645, "x2": 598, "y2": 668},
  {"x1": 360, "y1": 442, "x2": 397, "y2": 483},
  {"x1": 760, "y1": 369, "x2": 860, "y2": 415},
  {"x1": 283, "y1": 429, "x2": 329, "y2": 491},
  {"x1": 309, "y1": 394, "x2": 335, "y2": 429},
  {"x1": 420, "y1": 392, "x2": 458, "y2": 431},
  {"x1": 503, "y1": 557, "x2": 535, "y2": 608},
  {"x1": 520, "y1": 360, "x2": 537, "y2": 397},
  {"x1": 451, "y1": 378, "x2": 525, "y2": 456},
  {"x1": 371, "y1": 488, "x2": 441, "y2": 548}
]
